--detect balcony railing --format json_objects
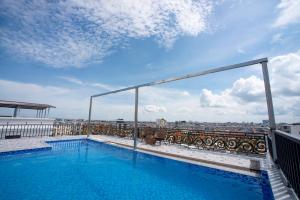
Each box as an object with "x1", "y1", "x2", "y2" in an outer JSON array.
[
  {"x1": 273, "y1": 130, "x2": 300, "y2": 198},
  {"x1": 0, "y1": 123, "x2": 83, "y2": 139},
  {"x1": 0, "y1": 123, "x2": 54, "y2": 139}
]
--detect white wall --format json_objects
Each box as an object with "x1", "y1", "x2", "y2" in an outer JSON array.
[{"x1": 290, "y1": 125, "x2": 300, "y2": 138}]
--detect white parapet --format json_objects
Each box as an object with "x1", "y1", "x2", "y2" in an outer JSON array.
[
  {"x1": 0, "y1": 118, "x2": 55, "y2": 138},
  {"x1": 0, "y1": 117, "x2": 55, "y2": 125}
]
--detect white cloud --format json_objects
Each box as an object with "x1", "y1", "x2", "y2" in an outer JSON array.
[
  {"x1": 144, "y1": 105, "x2": 167, "y2": 113},
  {"x1": 230, "y1": 75, "x2": 265, "y2": 102},
  {"x1": 0, "y1": 79, "x2": 70, "y2": 100},
  {"x1": 237, "y1": 48, "x2": 245, "y2": 54},
  {"x1": 200, "y1": 76, "x2": 265, "y2": 108},
  {"x1": 200, "y1": 89, "x2": 232, "y2": 108},
  {"x1": 270, "y1": 50, "x2": 300, "y2": 96},
  {"x1": 271, "y1": 33, "x2": 283, "y2": 43},
  {"x1": 57, "y1": 75, "x2": 125, "y2": 92},
  {"x1": 177, "y1": 106, "x2": 193, "y2": 113},
  {"x1": 145, "y1": 63, "x2": 154, "y2": 70},
  {"x1": 90, "y1": 83, "x2": 121, "y2": 91},
  {"x1": 0, "y1": 0, "x2": 213, "y2": 68},
  {"x1": 273, "y1": 0, "x2": 300, "y2": 27},
  {"x1": 57, "y1": 76, "x2": 83, "y2": 85},
  {"x1": 182, "y1": 91, "x2": 191, "y2": 96}
]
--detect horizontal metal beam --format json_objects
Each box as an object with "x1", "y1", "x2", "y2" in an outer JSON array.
[{"x1": 92, "y1": 57, "x2": 267, "y2": 98}]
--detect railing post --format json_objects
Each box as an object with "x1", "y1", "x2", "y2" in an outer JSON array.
[
  {"x1": 261, "y1": 61, "x2": 277, "y2": 162},
  {"x1": 134, "y1": 87, "x2": 139, "y2": 149},
  {"x1": 87, "y1": 96, "x2": 93, "y2": 137},
  {"x1": 13, "y1": 107, "x2": 18, "y2": 117}
]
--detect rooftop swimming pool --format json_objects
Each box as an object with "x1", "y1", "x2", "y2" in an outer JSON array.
[{"x1": 0, "y1": 139, "x2": 273, "y2": 200}]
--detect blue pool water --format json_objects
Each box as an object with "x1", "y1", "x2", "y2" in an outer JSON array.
[{"x1": 0, "y1": 139, "x2": 273, "y2": 200}]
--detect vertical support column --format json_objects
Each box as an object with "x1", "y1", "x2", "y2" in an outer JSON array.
[
  {"x1": 134, "y1": 87, "x2": 139, "y2": 149},
  {"x1": 13, "y1": 107, "x2": 18, "y2": 117},
  {"x1": 261, "y1": 61, "x2": 277, "y2": 162},
  {"x1": 87, "y1": 96, "x2": 93, "y2": 137}
]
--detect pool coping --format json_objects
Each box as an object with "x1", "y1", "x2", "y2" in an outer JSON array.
[
  {"x1": 0, "y1": 146, "x2": 52, "y2": 156},
  {"x1": 88, "y1": 138, "x2": 261, "y2": 175}
]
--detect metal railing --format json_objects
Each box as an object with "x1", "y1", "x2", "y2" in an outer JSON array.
[
  {"x1": 0, "y1": 123, "x2": 84, "y2": 139},
  {"x1": 274, "y1": 130, "x2": 300, "y2": 198}
]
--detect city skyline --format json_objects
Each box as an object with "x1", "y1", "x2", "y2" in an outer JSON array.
[{"x1": 1, "y1": 0, "x2": 300, "y2": 123}]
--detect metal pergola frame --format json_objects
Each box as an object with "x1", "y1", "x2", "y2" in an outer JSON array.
[
  {"x1": 87, "y1": 57, "x2": 277, "y2": 160},
  {"x1": 0, "y1": 100, "x2": 55, "y2": 118}
]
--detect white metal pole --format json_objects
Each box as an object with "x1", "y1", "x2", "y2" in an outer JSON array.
[
  {"x1": 134, "y1": 87, "x2": 139, "y2": 149},
  {"x1": 261, "y1": 61, "x2": 277, "y2": 161},
  {"x1": 87, "y1": 97, "x2": 93, "y2": 137}
]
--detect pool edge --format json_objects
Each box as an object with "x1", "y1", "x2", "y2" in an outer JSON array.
[{"x1": 0, "y1": 146, "x2": 52, "y2": 156}]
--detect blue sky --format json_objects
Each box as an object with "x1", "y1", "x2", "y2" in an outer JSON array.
[{"x1": 0, "y1": 0, "x2": 300, "y2": 122}]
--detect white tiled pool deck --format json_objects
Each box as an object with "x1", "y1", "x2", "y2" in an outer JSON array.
[{"x1": 0, "y1": 135, "x2": 296, "y2": 200}]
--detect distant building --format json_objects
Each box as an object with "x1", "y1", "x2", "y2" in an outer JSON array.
[
  {"x1": 116, "y1": 118, "x2": 127, "y2": 129},
  {"x1": 262, "y1": 120, "x2": 270, "y2": 127},
  {"x1": 278, "y1": 123, "x2": 300, "y2": 138},
  {"x1": 156, "y1": 118, "x2": 167, "y2": 128}
]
